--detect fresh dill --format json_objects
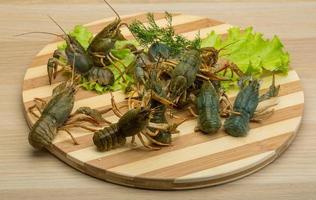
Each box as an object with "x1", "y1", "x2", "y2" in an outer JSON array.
[{"x1": 129, "y1": 12, "x2": 201, "y2": 56}]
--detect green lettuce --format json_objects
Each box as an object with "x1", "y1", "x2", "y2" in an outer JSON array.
[
  {"x1": 201, "y1": 27, "x2": 290, "y2": 75},
  {"x1": 57, "y1": 25, "x2": 93, "y2": 51}
]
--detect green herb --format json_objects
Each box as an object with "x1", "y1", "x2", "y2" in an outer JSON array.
[{"x1": 129, "y1": 12, "x2": 200, "y2": 56}]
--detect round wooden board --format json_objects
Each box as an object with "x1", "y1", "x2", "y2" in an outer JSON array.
[{"x1": 22, "y1": 13, "x2": 304, "y2": 190}]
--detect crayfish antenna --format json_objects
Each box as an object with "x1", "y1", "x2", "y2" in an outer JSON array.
[
  {"x1": 70, "y1": 53, "x2": 76, "y2": 86},
  {"x1": 48, "y1": 15, "x2": 68, "y2": 36},
  {"x1": 14, "y1": 31, "x2": 64, "y2": 39},
  {"x1": 47, "y1": 15, "x2": 75, "y2": 48},
  {"x1": 103, "y1": 0, "x2": 121, "y2": 20},
  {"x1": 217, "y1": 40, "x2": 241, "y2": 52}
]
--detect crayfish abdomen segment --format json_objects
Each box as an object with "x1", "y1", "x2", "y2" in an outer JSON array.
[
  {"x1": 93, "y1": 124, "x2": 126, "y2": 151},
  {"x1": 87, "y1": 66, "x2": 114, "y2": 86},
  {"x1": 199, "y1": 114, "x2": 221, "y2": 134},
  {"x1": 196, "y1": 81, "x2": 221, "y2": 134},
  {"x1": 93, "y1": 108, "x2": 151, "y2": 151},
  {"x1": 29, "y1": 115, "x2": 58, "y2": 149},
  {"x1": 224, "y1": 81, "x2": 260, "y2": 137},
  {"x1": 224, "y1": 114, "x2": 249, "y2": 137}
]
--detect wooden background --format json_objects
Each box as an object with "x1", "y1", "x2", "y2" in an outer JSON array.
[{"x1": 0, "y1": 0, "x2": 315, "y2": 199}]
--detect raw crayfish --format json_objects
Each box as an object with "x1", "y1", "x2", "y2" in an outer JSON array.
[
  {"x1": 224, "y1": 75, "x2": 280, "y2": 137},
  {"x1": 194, "y1": 81, "x2": 222, "y2": 134},
  {"x1": 87, "y1": 0, "x2": 131, "y2": 81},
  {"x1": 28, "y1": 81, "x2": 106, "y2": 150},
  {"x1": 92, "y1": 92, "x2": 178, "y2": 151}
]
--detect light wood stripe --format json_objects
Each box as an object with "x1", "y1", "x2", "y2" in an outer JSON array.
[
  {"x1": 181, "y1": 24, "x2": 233, "y2": 40},
  {"x1": 76, "y1": 93, "x2": 302, "y2": 167},
  {"x1": 106, "y1": 117, "x2": 300, "y2": 177},
  {"x1": 174, "y1": 151, "x2": 276, "y2": 183}
]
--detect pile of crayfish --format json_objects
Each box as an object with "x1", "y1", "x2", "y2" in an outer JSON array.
[{"x1": 26, "y1": 1, "x2": 280, "y2": 152}]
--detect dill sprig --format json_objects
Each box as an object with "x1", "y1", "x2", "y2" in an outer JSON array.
[{"x1": 129, "y1": 12, "x2": 201, "y2": 56}]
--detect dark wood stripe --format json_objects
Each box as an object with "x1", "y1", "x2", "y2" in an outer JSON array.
[
  {"x1": 137, "y1": 133, "x2": 291, "y2": 179},
  {"x1": 83, "y1": 104, "x2": 301, "y2": 171},
  {"x1": 172, "y1": 149, "x2": 277, "y2": 189}
]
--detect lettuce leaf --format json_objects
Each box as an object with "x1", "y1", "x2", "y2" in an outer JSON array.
[
  {"x1": 114, "y1": 39, "x2": 139, "y2": 50},
  {"x1": 201, "y1": 27, "x2": 290, "y2": 76},
  {"x1": 57, "y1": 25, "x2": 93, "y2": 51}
]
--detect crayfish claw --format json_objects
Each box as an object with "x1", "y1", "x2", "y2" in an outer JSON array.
[
  {"x1": 259, "y1": 74, "x2": 280, "y2": 102},
  {"x1": 47, "y1": 58, "x2": 58, "y2": 85}
]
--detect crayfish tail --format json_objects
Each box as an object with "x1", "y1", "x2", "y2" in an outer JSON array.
[
  {"x1": 93, "y1": 124, "x2": 126, "y2": 151},
  {"x1": 28, "y1": 116, "x2": 58, "y2": 150},
  {"x1": 224, "y1": 115, "x2": 249, "y2": 137}
]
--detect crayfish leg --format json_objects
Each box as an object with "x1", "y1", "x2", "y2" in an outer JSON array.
[
  {"x1": 137, "y1": 133, "x2": 160, "y2": 150},
  {"x1": 110, "y1": 92, "x2": 123, "y2": 117},
  {"x1": 28, "y1": 97, "x2": 47, "y2": 119},
  {"x1": 28, "y1": 105, "x2": 41, "y2": 119},
  {"x1": 59, "y1": 128, "x2": 79, "y2": 145},
  {"x1": 259, "y1": 74, "x2": 280, "y2": 102},
  {"x1": 188, "y1": 106, "x2": 198, "y2": 117},
  {"x1": 142, "y1": 131, "x2": 170, "y2": 146}
]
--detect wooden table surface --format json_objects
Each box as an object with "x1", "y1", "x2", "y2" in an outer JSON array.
[{"x1": 1, "y1": 0, "x2": 315, "y2": 199}]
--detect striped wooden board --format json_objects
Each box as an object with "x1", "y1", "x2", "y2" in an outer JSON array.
[{"x1": 22, "y1": 13, "x2": 304, "y2": 190}]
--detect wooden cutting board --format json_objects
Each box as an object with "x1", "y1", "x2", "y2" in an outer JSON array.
[{"x1": 22, "y1": 13, "x2": 304, "y2": 190}]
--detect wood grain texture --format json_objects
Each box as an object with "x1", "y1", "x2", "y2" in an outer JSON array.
[
  {"x1": 20, "y1": 11, "x2": 304, "y2": 190},
  {"x1": 1, "y1": 1, "x2": 316, "y2": 199}
]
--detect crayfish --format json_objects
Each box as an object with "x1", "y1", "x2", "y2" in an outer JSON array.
[
  {"x1": 28, "y1": 80, "x2": 107, "y2": 150},
  {"x1": 87, "y1": 0, "x2": 132, "y2": 80},
  {"x1": 193, "y1": 81, "x2": 222, "y2": 134},
  {"x1": 92, "y1": 91, "x2": 181, "y2": 151},
  {"x1": 224, "y1": 75, "x2": 280, "y2": 137},
  {"x1": 165, "y1": 46, "x2": 243, "y2": 106}
]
